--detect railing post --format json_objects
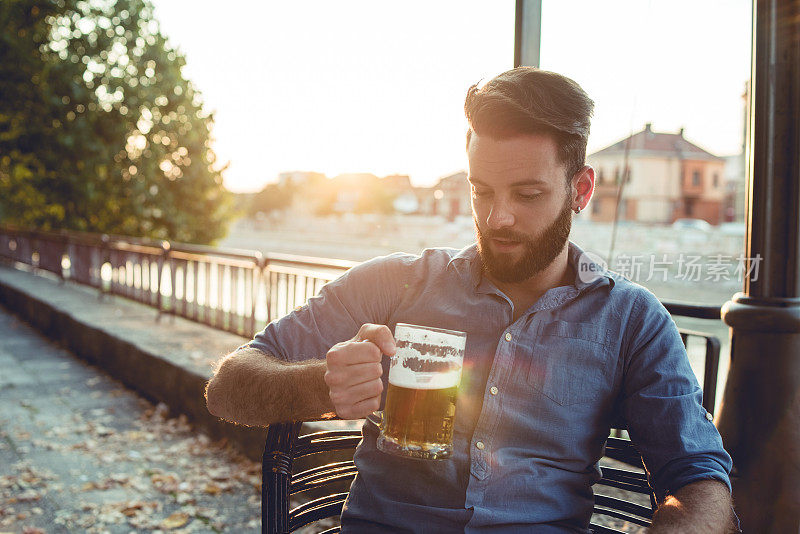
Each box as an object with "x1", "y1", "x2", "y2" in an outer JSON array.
[
  {"x1": 57, "y1": 229, "x2": 67, "y2": 285},
  {"x1": 30, "y1": 232, "x2": 39, "y2": 274},
  {"x1": 249, "y1": 252, "x2": 264, "y2": 339},
  {"x1": 156, "y1": 240, "x2": 171, "y2": 322},
  {"x1": 264, "y1": 257, "x2": 273, "y2": 325},
  {"x1": 99, "y1": 234, "x2": 110, "y2": 301}
]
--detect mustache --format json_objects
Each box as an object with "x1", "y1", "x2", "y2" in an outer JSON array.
[{"x1": 480, "y1": 228, "x2": 529, "y2": 242}]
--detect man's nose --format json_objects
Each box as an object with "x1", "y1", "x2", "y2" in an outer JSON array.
[{"x1": 486, "y1": 199, "x2": 515, "y2": 229}]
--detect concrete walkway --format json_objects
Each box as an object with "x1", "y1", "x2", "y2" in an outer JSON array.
[
  {"x1": 0, "y1": 305, "x2": 262, "y2": 532},
  {"x1": 0, "y1": 264, "x2": 267, "y2": 462}
]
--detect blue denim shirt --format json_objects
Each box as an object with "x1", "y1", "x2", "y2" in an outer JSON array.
[{"x1": 245, "y1": 242, "x2": 732, "y2": 533}]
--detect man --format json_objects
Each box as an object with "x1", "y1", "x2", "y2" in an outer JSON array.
[{"x1": 206, "y1": 68, "x2": 736, "y2": 533}]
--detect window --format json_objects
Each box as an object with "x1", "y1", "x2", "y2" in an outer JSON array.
[{"x1": 692, "y1": 170, "x2": 701, "y2": 186}]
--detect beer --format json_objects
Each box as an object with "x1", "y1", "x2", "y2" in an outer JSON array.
[
  {"x1": 381, "y1": 383, "x2": 458, "y2": 456},
  {"x1": 377, "y1": 324, "x2": 466, "y2": 460}
]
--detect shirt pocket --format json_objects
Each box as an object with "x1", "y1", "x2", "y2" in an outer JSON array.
[{"x1": 525, "y1": 320, "x2": 614, "y2": 406}]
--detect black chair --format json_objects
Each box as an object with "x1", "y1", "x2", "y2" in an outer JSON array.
[
  {"x1": 262, "y1": 422, "x2": 655, "y2": 534},
  {"x1": 261, "y1": 328, "x2": 720, "y2": 533}
]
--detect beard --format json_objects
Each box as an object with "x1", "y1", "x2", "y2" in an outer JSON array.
[{"x1": 476, "y1": 198, "x2": 573, "y2": 284}]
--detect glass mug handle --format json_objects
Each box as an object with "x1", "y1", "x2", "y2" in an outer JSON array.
[{"x1": 370, "y1": 410, "x2": 384, "y2": 426}]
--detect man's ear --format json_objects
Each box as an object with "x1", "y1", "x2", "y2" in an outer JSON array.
[{"x1": 571, "y1": 165, "x2": 595, "y2": 211}]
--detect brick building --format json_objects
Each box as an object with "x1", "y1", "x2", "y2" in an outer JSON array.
[
  {"x1": 417, "y1": 171, "x2": 471, "y2": 220},
  {"x1": 587, "y1": 124, "x2": 726, "y2": 224}
]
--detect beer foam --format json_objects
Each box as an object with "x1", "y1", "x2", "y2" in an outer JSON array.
[
  {"x1": 395, "y1": 324, "x2": 466, "y2": 350},
  {"x1": 389, "y1": 362, "x2": 461, "y2": 389},
  {"x1": 389, "y1": 324, "x2": 465, "y2": 389}
]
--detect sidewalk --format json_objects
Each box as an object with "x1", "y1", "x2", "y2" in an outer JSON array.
[
  {"x1": 0, "y1": 264, "x2": 268, "y2": 462},
  {"x1": 0, "y1": 305, "x2": 262, "y2": 532}
]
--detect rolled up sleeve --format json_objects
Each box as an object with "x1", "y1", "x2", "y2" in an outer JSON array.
[
  {"x1": 621, "y1": 290, "x2": 733, "y2": 502},
  {"x1": 240, "y1": 253, "x2": 409, "y2": 363}
]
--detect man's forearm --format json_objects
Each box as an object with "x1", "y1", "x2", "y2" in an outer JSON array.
[
  {"x1": 650, "y1": 479, "x2": 737, "y2": 533},
  {"x1": 205, "y1": 348, "x2": 335, "y2": 426}
]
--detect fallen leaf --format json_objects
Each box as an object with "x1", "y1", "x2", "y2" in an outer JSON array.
[
  {"x1": 204, "y1": 483, "x2": 221, "y2": 495},
  {"x1": 121, "y1": 504, "x2": 143, "y2": 517},
  {"x1": 162, "y1": 511, "x2": 189, "y2": 528}
]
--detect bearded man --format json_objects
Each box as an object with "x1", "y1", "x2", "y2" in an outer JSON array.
[{"x1": 206, "y1": 68, "x2": 736, "y2": 533}]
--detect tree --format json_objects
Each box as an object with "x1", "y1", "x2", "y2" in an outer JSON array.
[{"x1": 0, "y1": 0, "x2": 232, "y2": 244}]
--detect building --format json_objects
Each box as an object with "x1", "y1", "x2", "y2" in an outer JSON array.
[
  {"x1": 277, "y1": 171, "x2": 326, "y2": 187},
  {"x1": 723, "y1": 153, "x2": 745, "y2": 222},
  {"x1": 417, "y1": 171, "x2": 471, "y2": 220},
  {"x1": 722, "y1": 81, "x2": 750, "y2": 223},
  {"x1": 587, "y1": 124, "x2": 726, "y2": 225}
]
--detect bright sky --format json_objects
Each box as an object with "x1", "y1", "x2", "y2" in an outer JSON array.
[{"x1": 151, "y1": 1, "x2": 752, "y2": 193}]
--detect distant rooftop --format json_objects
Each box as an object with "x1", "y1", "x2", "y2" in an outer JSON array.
[{"x1": 590, "y1": 123, "x2": 723, "y2": 161}]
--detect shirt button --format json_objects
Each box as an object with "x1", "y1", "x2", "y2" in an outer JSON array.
[
  {"x1": 504, "y1": 332, "x2": 512, "y2": 342},
  {"x1": 489, "y1": 386, "x2": 499, "y2": 395},
  {"x1": 705, "y1": 411, "x2": 714, "y2": 422},
  {"x1": 476, "y1": 441, "x2": 485, "y2": 450}
]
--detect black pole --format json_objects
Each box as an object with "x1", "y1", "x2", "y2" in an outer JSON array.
[{"x1": 717, "y1": 0, "x2": 800, "y2": 531}]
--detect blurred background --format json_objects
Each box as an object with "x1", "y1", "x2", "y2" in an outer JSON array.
[
  {"x1": 0, "y1": 0, "x2": 753, "y2": 407},
  {"x1": 0, "y1": 0, "x2": 751, "y2": 285}
]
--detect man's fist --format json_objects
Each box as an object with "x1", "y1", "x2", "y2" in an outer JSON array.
[{"x1": 324, "y1": 324, "x2": 396, "y2": 419}]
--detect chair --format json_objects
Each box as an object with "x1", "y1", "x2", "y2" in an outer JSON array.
[{"x1": 262, "y1": 422, "x2": 655, "y2": 534}]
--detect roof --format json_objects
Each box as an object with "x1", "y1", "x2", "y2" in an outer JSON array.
[
  {"x1": 436, "y1": 171, "x2": 467, "y2": 187},
  {"x1": 589, "y1": 124, "x2": 723, "y2": 161}
]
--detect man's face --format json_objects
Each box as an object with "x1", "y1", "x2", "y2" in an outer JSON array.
[{"x1": 467, "y1": 133, "x2": 573, "y2": 284}]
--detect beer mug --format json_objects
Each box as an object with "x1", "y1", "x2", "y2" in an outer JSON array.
[{"x1": 377, "y1": 323, "x2": 467, "y2": 460}]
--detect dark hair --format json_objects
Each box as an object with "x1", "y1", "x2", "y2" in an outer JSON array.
[{"x1": 464, "y1": 67, "x2": 594, "y2": 181}]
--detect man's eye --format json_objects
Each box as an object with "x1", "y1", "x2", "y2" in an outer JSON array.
[
  {"x1": 472, "y1": 189, "x2": 491, "y2": 197},
  {"x1": 517, "y1": 192, "x2": 542, "y2": 201}
]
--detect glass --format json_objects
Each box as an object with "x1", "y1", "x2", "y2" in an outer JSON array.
[{"x1": 377, "y1": 323, "x2": 467, "y2": 460}]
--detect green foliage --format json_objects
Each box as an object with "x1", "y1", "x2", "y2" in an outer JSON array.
[{"x1": 0, "y1": 0, "x2": 232, "y2": 244}]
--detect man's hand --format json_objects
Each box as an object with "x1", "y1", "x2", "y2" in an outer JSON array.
[{"x1": 324, "y1": 323, "x2": 396, "y2": 419}]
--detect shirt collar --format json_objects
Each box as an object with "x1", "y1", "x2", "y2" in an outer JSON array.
[
  {"x1": 568, "y1": 241, "x2": 616, "y2": 292},
  {"x1": 447, "y1": 243, "x2": 483, "y2": 290},
  {"x1": 446, "y1": 241, "x2": 614, "y2": 293}
]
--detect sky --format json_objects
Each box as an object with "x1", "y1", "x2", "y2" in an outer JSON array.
[{"x1": 151, "y1": 1, "x2": 752, "y2": 193}]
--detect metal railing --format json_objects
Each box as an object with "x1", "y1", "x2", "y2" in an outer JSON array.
[
  {"x1": 0, "y1": 225, "x2": 357, "y2": 338},
  {"x1": 0, "y1": 225, "x2": 724, "y2": 412}
]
